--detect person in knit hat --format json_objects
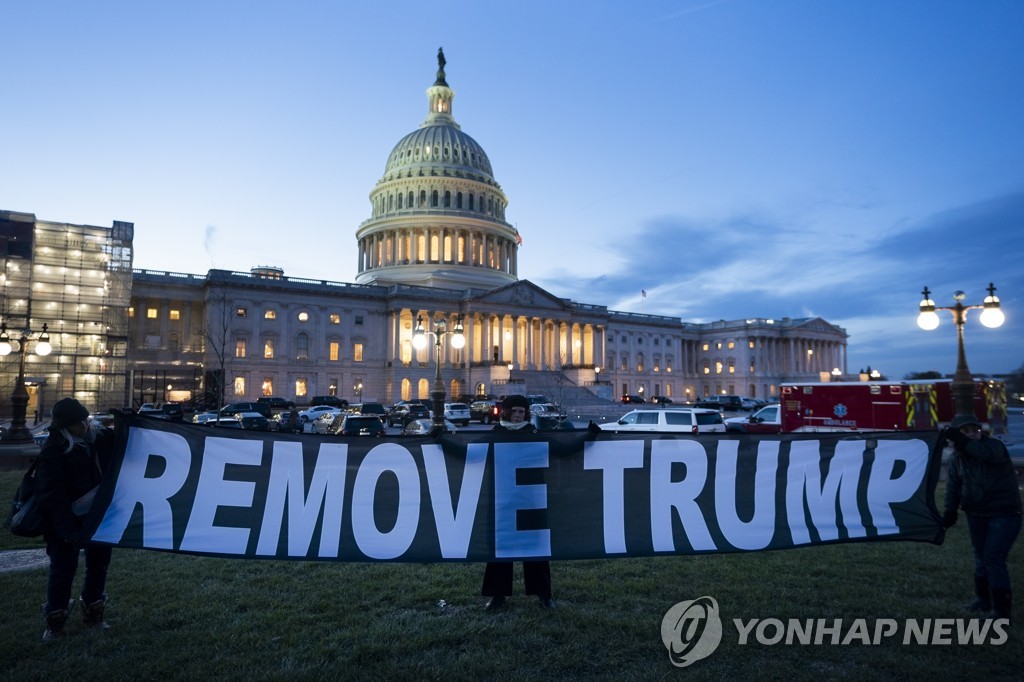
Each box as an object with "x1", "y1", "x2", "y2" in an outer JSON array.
[
  {"x1": 480, "y1": 394, "x2": 555, "y2": 610},
  {"x1": 34, "y1": 397, "x2": 118, "y2": 641}
]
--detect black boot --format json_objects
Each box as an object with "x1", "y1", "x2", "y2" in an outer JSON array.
[
  {"x1": 80, "y1": 594, "x2": 110, "y2": 630},
  {"x1": 991, "y1": 587, "x2": 1012, "y2": 625},
  {"x1": 42, "y1": 600, "x2": 74, "y2": 642},
  {"x1": 485, "y1": 595, "x2": 507, "y2": 610},
  {"x1": 967, "y1": 575, "x2": 992, "y2": 613}
]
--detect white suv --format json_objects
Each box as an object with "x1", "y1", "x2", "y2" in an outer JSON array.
[
  {"x1": 443, "y1": 402, "x2": 471, "y2": 426},
  {"x1": 599, "y1": 407, "x2": 726, "y2": 434}
]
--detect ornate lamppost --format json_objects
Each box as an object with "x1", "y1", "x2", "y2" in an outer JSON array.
[
  {"x1": 917, "y1": 283, "x2": 1005, "y2": 420},
  {"x1": 354, "y1": 381, "x2": 363, "y2": 403},
  {"x1": 0, "y1": 312, "x2": 52, "y2": 445},
  {"x1": 412, "y1": 314, "x2": 465, "y2": 430}
]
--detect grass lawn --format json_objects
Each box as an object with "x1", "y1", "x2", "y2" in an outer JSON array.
[{"x1": 1, "y1": 470, "x2": 1020, "y2": 680}]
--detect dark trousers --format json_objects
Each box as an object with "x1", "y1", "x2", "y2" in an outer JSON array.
[
  {"x1": 45, "y1": 539, "x2": 112, "y2": 612},
  {"x1": 966, "y1": 513, "x2": 1021, "y2": 590},
  {"x1": 481, "y1": 561, "x2": 551, "y2": 599}
]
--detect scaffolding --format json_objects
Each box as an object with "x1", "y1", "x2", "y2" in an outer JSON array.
[{"x1": 1, "y1": 211, "x2": 134, "y2": 417}]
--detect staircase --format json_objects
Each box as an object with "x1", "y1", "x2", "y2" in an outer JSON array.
[{"x1": 507, "y1": 370, "x2": 624, "y2": 420}]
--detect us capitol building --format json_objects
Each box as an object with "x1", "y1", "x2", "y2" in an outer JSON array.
[{"x1": 1, "y1": 51, "x2": 847, "y2": 415}]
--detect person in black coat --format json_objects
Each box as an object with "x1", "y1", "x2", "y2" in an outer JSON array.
[
  {"x1": 943, "y1": 414, "x2": 1021, "y2": 623},
  {"x1": 35, "y1": 397, "x2": 117, "y2": 641},
  {"x1": 481, "y1": 394, "x2": 554, "y2": 609}
]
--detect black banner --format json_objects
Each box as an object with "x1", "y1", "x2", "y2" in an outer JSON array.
[{"x1": 89, "y1": 416, "x2": 945, "y2": 561}]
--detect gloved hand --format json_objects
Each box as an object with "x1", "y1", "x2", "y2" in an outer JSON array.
[
  {"x1": 942, "y1": 510, "x2": 958, "y2": 528},
  {"x1": 942, "y1": 427, "x2": 968, "y2": 448}
]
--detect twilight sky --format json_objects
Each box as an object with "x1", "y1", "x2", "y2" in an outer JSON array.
[{"x1": 2, "y1": 0, "x2": 1022, "y2": 381}]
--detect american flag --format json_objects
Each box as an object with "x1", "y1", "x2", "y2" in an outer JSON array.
[
  {"x1": 515, "y1": 229, "x2": 523, "y2": 245},
  {"x1": 641, "y1": 289, "x2": 647, "y2": 298}
]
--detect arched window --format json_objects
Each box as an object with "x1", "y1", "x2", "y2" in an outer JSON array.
[
  {"x1": 469, "y1": 194, "x2": 475, "y2": 211},
  {"x1": 397, "y1": 193, "x2": 403, "y2": 209},
  {"x1": 637, "y1": 352, "x2": 645, "y2": 373},
  {"x1": 408, "y1": 191, "x2": 415, "y2": 207},
  {"x1": 444, "y1": 191, "x2": 451, "y2": 208},
  {"x1": 431, "y1": 190, "x2": 439, "y2": 207},
  {"x1": 456, "y1": 192, "x2": 463, "y2": 209},
  {"x1": 419, "y1": 190, "x2": 427, "y2": 207}
]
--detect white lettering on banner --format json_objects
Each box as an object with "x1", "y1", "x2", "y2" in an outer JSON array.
[
  {"x1": 650, "y1": 439, "x2": 716, "y2": 552},
  {"x1": 92, "y1": 427, "x2": 192, "y2": 548},
  {"x1": 422, "y1": 443, "x2": 488, "y2": 559},
  {"x1": 256, "y1": 442, "x2": 349, "y2": 558},
  {"x1": 180, "y1": 437, "x2": 262, "y2": 555},
  {"x1": 714, "y1": 440, "x2": 778, "y2": 550},
  {"x1": 351, "y1": 443, "x2": 422, "y2": 559},
  {"x1": 582, "y1": 439, "x2": 644, "y2": 554},
  {"x1": 493, "y1": 441, "x2": 550, "y2": 558},
  {"x1": 785, "y1": 440, "x2": 864, "y2": 545},
  {"x1": 867, "y1": 440, "x2": 929, "y2": 535}
]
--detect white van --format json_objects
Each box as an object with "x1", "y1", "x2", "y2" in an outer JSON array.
[{"x1": 599, "y1": 408, "x2": 726, "y2": 434}]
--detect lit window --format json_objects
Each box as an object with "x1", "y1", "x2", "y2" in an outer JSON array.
[
  {"x1": 170, "y1": 309, "x2": 180, "y2": 320},
  {"x1": 265, "y1": 310, "x2": 277, "y2": 320},
  {"x1": 329, "y1": 314, "x2": 340, "y2": 325},
  {"x1": 236, "y1": 307, "x2": 247, "y2": 318},
  {"x1": 298, "y1": 312, "x2": 309, "y2": 323},
  {"x1": 128, "y1": 307, "x2": 134, "y2": 318},
  {"x1": 702, "y1": 343, "x2": 709, "y2": 351},
  {"x1": 295, "y1": 378, "x2": 308, "y2": 397},
  {"x1": 716, "y1": 342, "x2": 722, "y2": 350},
  {"x1": 727, "y1": 341, "x2": 734, "y2": 349},
  {"x1": 235, "y1": 339, "x2": 247, "y2": 358},
  {"x1": 233, "y1": 377, "x2": 246, "y2": 395},
  {"x1": 146, "y1": 308, "x2": 158, "y2": 319},
  {"x1": 728, "y1": 361, "x2": 735, "y2": 374},
  {"x1": 353, "y1": 342, "x2": 364, "y2": 362},
  {"x1": 329, "y1": 341, "x2": 340, "y2": 361},
  {"x1": 264, "y1": 339, "x2": 275, "y2": 359},
  {"x1": 749, "y1": 340, "x2": 755, "y2": 349},
  {"x1": 262, "y1": 378, "x2": 273, "y2": 396},
  {"x1": 716, "y1": 361, "x2": 723, "y2": 374}
]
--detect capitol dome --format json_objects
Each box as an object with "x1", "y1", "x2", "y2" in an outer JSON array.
[{"x1": 355, "y1": 49, "x2": 520, "y2": 290}]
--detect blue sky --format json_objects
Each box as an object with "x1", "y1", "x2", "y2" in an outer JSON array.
[{"x1": 2, "y1": 0, "x2": 1022, "y2": 381}]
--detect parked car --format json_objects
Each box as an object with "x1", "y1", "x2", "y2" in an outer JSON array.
[
  {"x1": 326, "y1": 414, "x2": 387, "y2": 437},
  {"x1": 297, "y1": 405, "x2": 343, "y2": 423},
  {"x1": 738, "y1": 397, "x2": 759, "y2": 411},
  {"x1": 387, "y1": 402, "x2": 430, "y2": 427},
  {"x1": 531, "y1": 404, "x2": 574, "y2": 431},
  {"x1": 271, "y1": 409, "x2": 302, "y2": 433},
  {"x1": 138, "y1": 402, "x2": 185, "y2": 422},
  {"x1": 402, "y1": 418, "x2": 457, "y2": 435},
  {"x1": 599, "y1": 408, "x2": 726, "y2": 434},
  {"x1": 192, "y1": 411, "x2": 219, "y2": 425},
  {"x1": 310, "y1": 395, "x2": 349, "y2": 408},
  {"x1": 443, "y1": 402, "x2": 471, "y2": 426},
  {"x1": 234, "y1": 411, "x2": 271, "y2": 431},
  {"x1": 470, "y1": 399, "x2": 498, "y2": 424},
  {"x1": 649, "y1": 396, "x2": 674, "y2": 405},
  {"x1": 256, "y1": 396, "x2": 295, "y2": 409},
  {"x1": 620, "y1": 394, "x2": 646, "y2": 404},
  {"x1": 725, "y1": 404, "x2": 782, "y2": 434},
  {"x1": 220, "y1": 401, "x2": 272, "y2": 418},
  {"x1": 355, "y1": 402, "x2": 387, "y2": 421},
  {"x1": 693, "y1": 395, "x2": 744, "y2": 412},
  {"x1": 206, "y1": 418, "x2": 243, "y2": 429}
]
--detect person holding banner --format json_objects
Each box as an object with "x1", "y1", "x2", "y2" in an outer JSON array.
[
  {"x1": 942, "y1": 414, "x2": 1021, "y2": 624},
  {"x1": 481, "y1": 394, "x2": 555, "y2": 610},
  {"x1": 35, "y1": 398, "x2": 118, "y2": 641}
]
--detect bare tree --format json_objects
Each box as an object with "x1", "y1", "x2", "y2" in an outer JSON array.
[{"x1": 194, "y1": 285, "x2": 232, "y2": 414}]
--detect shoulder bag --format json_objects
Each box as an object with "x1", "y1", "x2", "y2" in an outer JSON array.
[{"x1": 3, "y1": 459, "x2": 46, "y2": 537}]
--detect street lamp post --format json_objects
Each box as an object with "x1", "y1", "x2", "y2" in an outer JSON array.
[
  {"x1": 917, "y1": 283, "x2": 1005, "y2": 420},
  {"x1": 412, "y1": 314, "x2": 465, "y2": 430},
  {"x1": 0, "y1": 315, "x2": 52, "y2": 445},
  {"x1": 354, "y1": 381, "x2": 363, "y2": 403}
]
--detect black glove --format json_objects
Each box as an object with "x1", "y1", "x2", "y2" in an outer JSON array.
[
  {"x1": 942, "y1": 427, "x2": 968, "y2": 448},
  {"x1": 942, "y1": 510, "x2": 958, "y2": 528}
]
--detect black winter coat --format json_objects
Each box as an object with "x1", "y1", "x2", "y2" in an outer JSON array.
[
  {"x1": 944, "y1": 434, "x2": 1021, "y2": 518},
  {"x1": 35, "y1": 427, "x2": 116, "y2": 540}
]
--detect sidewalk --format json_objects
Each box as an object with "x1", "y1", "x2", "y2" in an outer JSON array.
[{"x1": 0, "y1": 548, "x2": 47, "y2": 572}]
